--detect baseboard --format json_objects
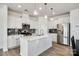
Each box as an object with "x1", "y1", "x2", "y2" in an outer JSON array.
[
  {"x1": 57, "y1": 43, "x2": 70, "y2": 46},
  {"x1": 8, "y1": 45, "x2": 20, "y2": 49}
]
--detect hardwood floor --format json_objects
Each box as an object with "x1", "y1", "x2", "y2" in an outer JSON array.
[
  {"x1": 0, "y1": 48, "x2": 20, "y2": 56},
  {"x1": 0, "y1": 42, "x2": 73, "y2": 56},
  {"x1": 39, "y1": 42, "x2": 73, "y2": 56}
]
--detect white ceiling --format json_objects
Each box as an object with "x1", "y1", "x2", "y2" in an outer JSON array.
[{"x1": 0, "y1": 3, "x2": 79, "y2": 16}]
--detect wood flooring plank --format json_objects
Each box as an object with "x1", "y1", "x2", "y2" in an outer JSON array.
[{"x1": 0, "y1": 42, "x2": 73, "y2": 56}]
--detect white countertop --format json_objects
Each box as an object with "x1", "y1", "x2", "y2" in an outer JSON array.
[
  {"x1": 20, "y1": 34, "x2": 53, "y2": 56},
  {"x1": 20, "y1": 34, "x2": 52, "y2": 41}
]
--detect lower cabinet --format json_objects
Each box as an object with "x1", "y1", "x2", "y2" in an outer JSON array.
[
  {"x1": 8, "y1": 35, "x2": 20, "y2": 49},
  {"x1": 20, "y1": 36, "x2": 52, "y2": 56},
  {"x1": 49, "y1": 34, "x2": 57, "y2": 43}
]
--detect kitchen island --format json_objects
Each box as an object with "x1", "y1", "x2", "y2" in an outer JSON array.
[{"x1": 20, "y1": 35, "x2": 53, "y2": 56}]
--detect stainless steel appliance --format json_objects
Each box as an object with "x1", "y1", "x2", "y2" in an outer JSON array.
[{"x1": 57, "y1": 23, "x2": 70, "y2": 45}]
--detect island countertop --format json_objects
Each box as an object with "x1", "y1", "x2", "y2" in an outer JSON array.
[
  {"x1": 20, "y1": 34, "x2": 52, "y2": 41},
  {"x1": 20, "y1": 34, "x2": 53, "y2": 56}
]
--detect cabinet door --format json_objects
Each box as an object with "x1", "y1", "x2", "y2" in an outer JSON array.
[
  {"x1": 14, "y1": 35, "x2": 20, "y2": 47},
  {"x1": 28, "y1": 40, "x2": 38, "y2": 56},
  {"x1": 8, "y1": 15, "x2": 22, "y2": 28},
  {"x1": 8, "y1": 36, "x2": 12, "y2": 48},
  {"x1": 8, "y1": 36, "x2": 16, "y2": 48},
  {"x1": 8, "y1": 35, "x2": 20, "y2": 49},
  {"x1": 16, "y1": 37, "x2": 20, "y2": 46},
  {"x1": 52, "y1": 34, "x2": 57, "y2": 42}
]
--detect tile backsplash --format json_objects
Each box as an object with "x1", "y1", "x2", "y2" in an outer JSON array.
[
  {"x1": 49, "y1": 29, "x2": 57, "y2": 33},
  {"x1": 8, "y1": 23, "x2": 36, "y2": 36},
  {"x1": 28, "y1": 29, "x2": 36, "y2": 33}
]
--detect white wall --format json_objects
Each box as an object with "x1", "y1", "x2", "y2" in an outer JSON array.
[
  {"x1": 0, "y1": 5, "x2": 8, "y2": 51},
  {"x1": 70, "y1": 9, "x2": 79, "y2": 40}
]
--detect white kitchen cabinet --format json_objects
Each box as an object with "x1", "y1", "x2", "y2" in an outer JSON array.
[
  {"x1": 38, "y1": 17, "x2": 48, "y2": 34},
  {"x1": 29, "y1": 17, "x2": 38, "y2": 29},
  {"x1": 30, "y1": 20, "x2": 38, "y2": 29},
  {"x1": 48, "y1": 18, "x2": 58, "y2": 29},
  {"x1": 49, "y1": 34, "x2": 57, "y2": 43},
  {"x1": 52, "y1": 34, "x2": 57, "y2": 43},
  {"x1": 8, "y1": 15, "x2": 22, "y2": 28},
  {"x1": 7, "y1": 35, "x2": 20, "y2": 49},
  {"x1": 20, "y1": 35, "x2": 52, "y2": 56},
  {"x1": 22, "y1": 14, "x2": 30, "y2": 24}
]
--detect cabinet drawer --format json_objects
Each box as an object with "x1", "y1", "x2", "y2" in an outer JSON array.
[{"x1": 7, "y1": 35, "x2": 20, "y2": 48}]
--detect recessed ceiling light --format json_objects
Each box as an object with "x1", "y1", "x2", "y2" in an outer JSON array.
[
  {"x1": 18, "y1": 5, "x2": 22, "y2": 8},
  {"x1": 39, "y1": 7, "x2": 42, "y2": 10}
]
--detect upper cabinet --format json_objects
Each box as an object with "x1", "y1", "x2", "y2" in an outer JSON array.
[
  {"x1": 21, "y1": 14, "x2": 30, "y2": 24},
  {"x1": 38, "y1": 17, "x2": 48, "y2": 34},
  {"x1": 48, "y1": 14, "x2": 70, "y2": 29},
  {"x1": 8, "y1": 11, "x2": 30, "y2": 29},
  {"x1": 8, "y1": 15, "x2": 22, "y2": 28},
  {"x1": 48, "y1": 20, "x2": 57, "y2": 29},
  {"x1": 8, "y1": 11, "x2": 22, "y2": 28},
  {"x1": 30, "y1": 17, "x2": 39, "y2": 29}
]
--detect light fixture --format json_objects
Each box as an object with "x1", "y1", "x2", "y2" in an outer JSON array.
[
  {"x1": 33, "y1": 10, "x2": 38, "y2": 15},
  {"x1": 24, "y1": 9, "x2": 28, "y2": 14},
  {"x1": 18, "y1": 5, "x2": 22, "y2": 8},
  {"x1": 50, "y1": 18, "x2": 54, "y2": 21},
  {"x1": 39, "y1": 7, "x2": 42, "y2": 10},
  {"x1": 44, "y1": 15, "x2": 48, "y2": 19},
  {"x1": 33, "y1": 3, "x2": 38, "y2": 16},
  {"x1": 44, "y1": 3, "x2": 48, "y2": 19},
  {"x1": 52, "y1": 12, "x2": 55, "y2": 15},
  {"x1": 50, "y1": 8, "x2": 55, "y2": 15}
]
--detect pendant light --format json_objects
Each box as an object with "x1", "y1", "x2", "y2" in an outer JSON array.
[
  {"x1": 51, "y1": 8, "x2": 55, "y2": 15},
  {"x1": 44, "y1": 15, "x2": 48, "y2": 19},
  {"x1": 33, "y1": 3, "x2": 38, "y2": 16},
  {"x1": 17, "y1": 5, "x2": 22, "y2": 8},
  {"x1": 24, "y1": 9, "x2": 28, "y2": 14},
  {"x1": 44, "y1": 3, "x2": 48, "y2": 19},
  {"x1": 21, "y1": 9, "x2": 28, "y2": 18},
  {"x1": 39, "y1": 7, "x2": 42, "y2": 10},
  {"x1": 50, "y1": 8, "x2": 54, "y2": 21},
  {"x1": 23, "y1": 9, "x2": 28, "y2": 17},
  {"x1": 34, "y1": 10, "x2": 38, "y2": 15}
]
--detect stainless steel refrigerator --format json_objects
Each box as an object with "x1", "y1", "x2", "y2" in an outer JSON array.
[{"x1": 57, "y1": 23, "x2": 70, "y2": 45}]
